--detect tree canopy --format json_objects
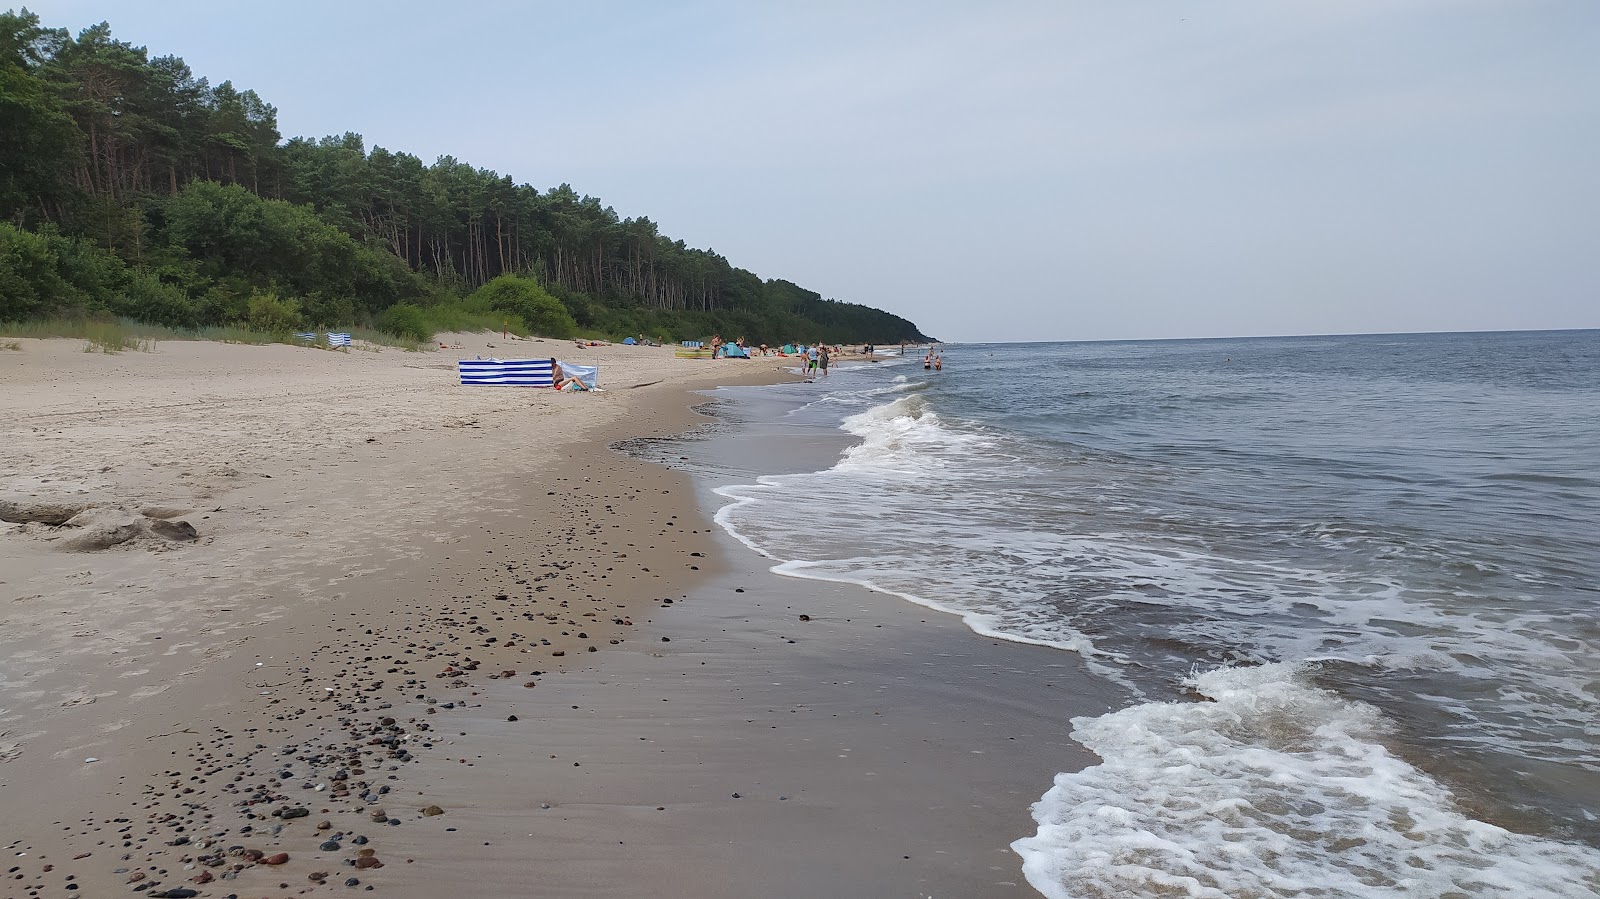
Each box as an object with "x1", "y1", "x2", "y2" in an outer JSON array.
[{"x1": 0, "y1": 9, "x2": 932, "y2": 344}]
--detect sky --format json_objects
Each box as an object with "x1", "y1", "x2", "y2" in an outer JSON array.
[{"x1": 23, "y1": 0, "x2": 1600, "y2": 342}]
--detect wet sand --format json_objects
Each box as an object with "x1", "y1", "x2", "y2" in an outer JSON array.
[{"x1": 0, "y1": 338, "x2": 1113, "y2": 898}]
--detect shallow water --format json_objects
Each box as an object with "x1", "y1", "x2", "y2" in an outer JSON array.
[{"x1": 655, "y1": 333, "x2": 1600, "y2": 896}]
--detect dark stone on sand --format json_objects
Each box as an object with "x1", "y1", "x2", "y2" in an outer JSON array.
[
  {"x1": 346, "y1": 878, "x2": 361, "y2": 887},
  {"x1": 351, "y1": 835, "x2": 369, "y2": 845},
  {"x1": 147, "y1": 518, "x2": 198, "y2": 541},
  {"x1": 421, "y1": 805, "x2": 444, "y2": 816},
  {"x1": 166, "y1": 835, "x2": 190, "y2": 846},
  {"x1": 798, "y1": 614, "x2": 811, "y2": 621},
  {"x1": 320, "y1": 841, "x2": 342, "y2": 851},
  {"x1": 262, "y1": 852, "x2": 290, "y2": 865},
  {"x1": 150, "y1": 890, "x2": 199, "y2": 898},
  {"x1": 354, "y1": 856, "x2": 384, "y2": 869},
  {"x1": 280, "y1": 807, "x2": 311, "y2": 818},
  {"x1": 508, "y1": 715, "x2": 518, "y2": 721}
]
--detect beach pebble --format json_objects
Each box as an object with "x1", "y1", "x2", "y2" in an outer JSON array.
[
  {"x1": 83, "y1": 757, "x2": 98, "y2": 763},
  {"x1": 345, "y1": 878, "x2": 361, "y2": 887},
  {"x1": 320, "y1": 840, "x2": 342, "y2": 852},
  {"x1": 262, "y1": 852, "x2": 290, "y2": 865},
  {"x1": 354, "y1": 856, "x2": 384, "y2": 869},
  {"x1": 421, "y1": 805, "x2": 445, "y2": 816}
]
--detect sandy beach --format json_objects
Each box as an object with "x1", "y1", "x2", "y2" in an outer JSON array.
[{"x1": 0, "y1": 335, "x2": 1109, "y2": 898}]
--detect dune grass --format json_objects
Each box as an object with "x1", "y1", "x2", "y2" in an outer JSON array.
[{"x1": 0, "y1": 317, "x2": 433, "y2": 352}]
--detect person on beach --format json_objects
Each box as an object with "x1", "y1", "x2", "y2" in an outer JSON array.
[
  {"x1": 806, "y1": 345, "x2": 819, "y2": 375},
  {"x1": 923, "y1": 352, "x2": 933, "y2": 370},
  {"x1": 550, "y1": 359, "x2": 588, "y2": 391},
  {"x1": 818, "y1": 345, "x2": 830, "y2": 377},
  {"x1": 934, "y1": 354, "x2": 943, "y2": 371}
]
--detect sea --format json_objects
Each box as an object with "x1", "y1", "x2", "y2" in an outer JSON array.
[{"x1": 657, "y1": 331, "x2": 1600, "y2": 898}]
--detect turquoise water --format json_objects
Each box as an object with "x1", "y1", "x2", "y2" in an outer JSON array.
[{"x1": 703, "y1": 331, "x2": 1600, "y2": 897}]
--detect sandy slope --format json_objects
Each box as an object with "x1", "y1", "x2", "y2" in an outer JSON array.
[{"x1": 0, "y1": 333, "x2": 787, "y2": 896}]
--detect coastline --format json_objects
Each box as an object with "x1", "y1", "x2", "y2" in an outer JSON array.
[{"x1": 0, "y1": 338, "x2": 1114, "y2": 898}]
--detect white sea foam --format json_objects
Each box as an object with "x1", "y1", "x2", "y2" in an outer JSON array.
[
  {"x1": 715, "y1": 384, "x2": 1600, "y2": 768},
  {"x1": 709, "y1": 361, "x2": 1600, "y2": 893},
  {"x1": 1012, "y1": 663, "x2": 1600, "y2": 899}
]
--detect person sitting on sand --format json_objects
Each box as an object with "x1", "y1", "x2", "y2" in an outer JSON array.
[{"x1": 550, "y1": 360, "x2": 587, "y2": 391}]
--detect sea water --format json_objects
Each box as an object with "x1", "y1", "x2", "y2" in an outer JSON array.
[{"x1": 666, "y1": 332, "x2": 1600, "y2": 897}]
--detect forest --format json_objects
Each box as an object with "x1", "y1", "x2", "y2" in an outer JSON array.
[{"x1": 0, "y1": 9, "x2": 931, "y2": 345}]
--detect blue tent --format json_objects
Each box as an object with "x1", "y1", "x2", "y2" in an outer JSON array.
[
  {"x1": 723, "y1": 344, "x2": 749, "y2": 358},
  {"x1": 622, "y1": 337, "x2": 637, "y2": 345}
]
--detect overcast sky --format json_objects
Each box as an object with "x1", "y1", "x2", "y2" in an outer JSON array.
[{"x1": 25, "y1": 0, "x2": 1600, "y2": 342}]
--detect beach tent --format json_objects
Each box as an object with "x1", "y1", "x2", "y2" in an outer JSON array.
[
  {"x1": 622, "y1": 337, "x2": 637, "y2": 345},
  {"x1": 457, "y1": 358, "x2": 554, "y2": 387},
  {"x1": 722, "y1": 344, "x2": 749, "y2": 358},
  {"x1": 555, "y1": 360, "x2": 599, "y2": 390},
  {"x1": 780, "y1": 344, "x2": 796, "y2": 355}
]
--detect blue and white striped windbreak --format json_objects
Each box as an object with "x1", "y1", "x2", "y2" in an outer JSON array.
[
  {"x1": 294, "y1": 332, "x2": 317, "y2": 342},
  {"x1": 457, "y1": 358, "x2": 554, "y2": 387},
  {"x1": 327, "y1": 332, "x2": 351, "y2": 347}
]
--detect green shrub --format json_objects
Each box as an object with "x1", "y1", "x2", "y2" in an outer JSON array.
[
  {"x1": 245, "y1": 291, "x2": 301, "y2": 334},
  {"x1": 377, "y1": 303, "x2": 432, "y2": 343},
  {"x1": 468, "y1": 275, "x2": 576, "y2": 339}
]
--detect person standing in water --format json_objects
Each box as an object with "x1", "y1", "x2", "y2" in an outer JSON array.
[
  {"x1": 934, "y1": 354, "x2": 943, "y2": 371},
  {"x1": 818, "y1": 345, "x2": 831, "y2": 377}
]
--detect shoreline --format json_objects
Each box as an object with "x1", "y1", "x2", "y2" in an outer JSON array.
[{"x1": 0, "y1": 337, "x2": 1114, "y2": 898}]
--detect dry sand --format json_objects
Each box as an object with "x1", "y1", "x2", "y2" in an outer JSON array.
[{"x1": 0, "y1": 335, "x2": 1109, "y2": 898}]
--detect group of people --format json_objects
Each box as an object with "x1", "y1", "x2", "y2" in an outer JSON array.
[
  {"x1": 805, "y1": 344, "x2": 831, "y2": 377},
  {"x1": 923, "y1": 350, "x2": 943, "y2": 371}
]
